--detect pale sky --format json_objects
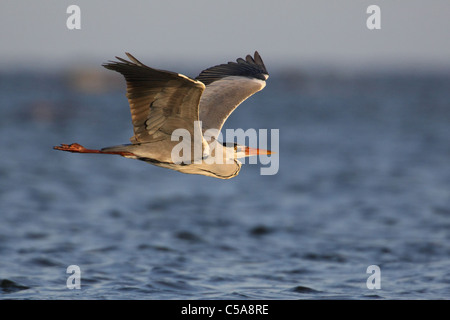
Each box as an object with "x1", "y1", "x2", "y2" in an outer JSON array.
[{"x1": 1, "y1": 0, "x2": 449, "y2": 72}]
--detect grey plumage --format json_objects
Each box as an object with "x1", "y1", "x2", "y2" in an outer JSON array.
[
  {"x1": 56, "y1": 52, "x2": 269, "y2": 179},
  {"x1": 103, "y1": 53, "x2": 206, "y2": 144}
]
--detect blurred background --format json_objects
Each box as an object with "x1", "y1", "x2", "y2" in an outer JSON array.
[{"x1": 0, "y1": 0, "x2": 449, "y2": 299}]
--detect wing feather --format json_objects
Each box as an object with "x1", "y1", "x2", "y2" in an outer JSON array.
[
  {"x1": 103, "y1": 53, "x2": 205, "y2": 143},
  {"x1": 195, "y1": 51, "x2": 269, "y2": 139}
]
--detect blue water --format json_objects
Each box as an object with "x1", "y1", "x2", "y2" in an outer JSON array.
[{"x1": 0, "y1": 68, "x2": 449, "y2": 299}]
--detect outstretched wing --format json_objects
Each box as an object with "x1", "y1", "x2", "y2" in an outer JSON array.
[
  {"x1": 195, "y1": 51, "x2": 269, "y2": 140},
  {"x1": 103, "y1": 53, "x2": 206, "y2": 143}
]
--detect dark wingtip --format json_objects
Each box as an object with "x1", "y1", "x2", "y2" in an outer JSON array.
[
  {"x1": 125, "y1": 52, "x2": 146, "y2": 66},
  {"x1": 245, "y1": 54, "x2": 256, "y2": 64},
  {"x1": 102, "y1": 53, "x2": 146, "y2": 70},
  {"x1": 252, "y1": 51, "x2": 267, "y2": 74},
  {"x1": 195, "y1": 51, "x2": 269, "y2": 85}
]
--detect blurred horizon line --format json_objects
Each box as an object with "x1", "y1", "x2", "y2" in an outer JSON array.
[{"x1": 2, "y1": 54, "x2": 450, "y2": 76}]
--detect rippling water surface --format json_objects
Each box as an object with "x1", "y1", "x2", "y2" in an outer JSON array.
[{"x1": 0, "y1": 68, "x2": 449, "y2": 299}]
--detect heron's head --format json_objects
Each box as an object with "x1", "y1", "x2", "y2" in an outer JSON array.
[{"x1": 222, "y1": 142, "x2": 272, "y2": 159}]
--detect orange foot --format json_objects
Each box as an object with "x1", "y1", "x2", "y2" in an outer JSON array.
[
  {"x1": 53, "y1": 143, "x2": 100, "y2": 153},
  {"x1": 53, "y1": 143, "x2": 135, "y2": 157}
]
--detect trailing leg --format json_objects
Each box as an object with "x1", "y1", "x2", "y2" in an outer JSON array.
[{"x1": 53, "y1": 143, "x2": 135, "y2": 157}]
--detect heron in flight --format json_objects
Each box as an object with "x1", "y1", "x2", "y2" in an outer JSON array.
[{"x1": 54, "y1": 52, "x2": 271, "y2": 179}]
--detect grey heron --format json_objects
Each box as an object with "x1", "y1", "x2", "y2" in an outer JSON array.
[{"x1": 54, "y1": 52, "x2": 271, "y2": 179}]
